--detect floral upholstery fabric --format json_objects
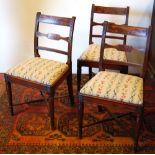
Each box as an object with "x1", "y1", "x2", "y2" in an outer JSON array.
[
  {"x1": 80, "y1": 71, "x2": 143, "y2": 105},
  {"x1": 79, "y1": 44, "x2": 127, "y2": 62},
  {"x1": 7, "y1": 57, "x2": 69, "y2": 85}
]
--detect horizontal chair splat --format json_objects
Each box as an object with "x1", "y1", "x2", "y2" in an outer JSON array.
[
  {"x1": 92, "y1": 34, "x2": 124, "y2": 40},
  {"x1": 105, "y1": 35, "x2": 124, "y2": 40},
  {"x1": 92, "y1": 21, "x2": 104, "y2": 26},
  {"x1": 105, "y1": 43, "x2": 136, "y2": 52},
  {"x1": 36, "y1": 46, "x2": 68, "y2": 55},
  {"x1": 36, "y1": 32, "x2": 69, "y2": 41},
  {"x1": 103, "y1": 59, "x2": 143, "y2": 68}
]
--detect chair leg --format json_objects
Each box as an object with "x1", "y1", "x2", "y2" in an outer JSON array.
[
  {"x1": 67, "y1": 73, "x2": 74, "y2": 106},
  {"x1": 48, "y1": 90, "x2": 55, "y2": 130},
  {"x1": 98, "y1": 105, "x2": 105, "y2": 112},
  {"x1": 5, "y1": 79, "x2": 14, "y2": 115},
  {"x1": 77, "y1": 61, "x2": 82, "y2": 92},
  {"x1": 120, "y1": 66, "x2": 128, "y2": 74},
  {"x1": 89, "y1": 67, "x2": 92, "y2": 79},
  {"x1": 78, "y1": 95, "x2": 84, "y2": 139},
  {"x1": 134, "y1": 107, "x2": 143, "y2": 153}
]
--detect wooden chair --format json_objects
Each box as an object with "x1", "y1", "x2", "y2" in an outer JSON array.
[
  {"x1": 77, "y1": 4, "x2": 129, "y2": 91},
  {"x1": 78, "y1": 21, "x2": 151, "y2": 152},
  {"x1": 4, "y1": 12, "x2": 76, "y2": 129}
]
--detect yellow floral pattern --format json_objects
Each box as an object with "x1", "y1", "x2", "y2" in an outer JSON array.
[
  {"x1": 7, "y1": 57, "x2": 69, "y2": 85},
  {"x1": 80, "y1": 71, "x2": 143, "y2": 105},
  {"x1": 79, "y1": 44, "x2": 127, "y2": 62}
]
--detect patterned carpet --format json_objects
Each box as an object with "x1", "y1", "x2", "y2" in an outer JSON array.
[{"x1": 0, "y1": 74, "x2": 155, "y2": 153}]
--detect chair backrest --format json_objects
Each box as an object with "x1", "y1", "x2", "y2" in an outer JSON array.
[
  {"x1": 99, "y1": 21, "x2": 152, "y2": 79},
  {"x1": 89, "y1": 4, "x2": 129, "y2": 45},
  {"x1": 34, "y1": 12, "x2": 76, "y2": 66}
]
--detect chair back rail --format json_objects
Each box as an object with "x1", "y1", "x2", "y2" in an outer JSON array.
[
  {"x1": 34, "y1": 12, "x2": 76, "y2": 66},
  {"x1": 39, "y1": 14, "x2": 75, "y2": 26},
  {"x1": 93, "y1": 5, "x2": 129, "y2": 16}
]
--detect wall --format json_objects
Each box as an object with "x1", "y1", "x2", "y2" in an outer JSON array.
[{"x1": 0, "y1": 0, "x2": 154, "y2": 73}]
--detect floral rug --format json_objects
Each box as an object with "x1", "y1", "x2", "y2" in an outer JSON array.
[{"x1": 0, "y1": 74, "x2": 155, "y2": 153}]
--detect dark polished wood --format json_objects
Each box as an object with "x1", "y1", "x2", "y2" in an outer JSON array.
[
  {"x1": 78, "y1": 22, "x2": 152, "y2": 153},
  {"x1": 5, "y1": 80, "x2": 13, "y2": 115},
  {"x1": 77, "y1": 4, "x2": 130, "y2": 92},
  {"x1": 4, "y1": 12, "x2": 76, "y2": 129},
  {"x1": 148, "y1": 0, "x2": 155, "y2": 79}
]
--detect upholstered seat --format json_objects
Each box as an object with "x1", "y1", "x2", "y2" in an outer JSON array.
[
  {"x1": 7, "y1": 57, "x2": 69, "y2": 85},
  {"x1": 79, "y1": 44, "x2": 127, "y2": 62},
  {"x1": 80, "y1": 71, "x2": 143, "y2": 105}
]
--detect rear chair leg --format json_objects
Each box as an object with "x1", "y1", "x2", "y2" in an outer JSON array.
[
  {"x1": 98, "y1": 105, "x2": 105, "y2": 112},
  {"x1": 77, "y1": 61, "x2": 82, "y2": 92},
  {"x1": 134, "y1": 107, "x2": 143, "y2": 153},
  {"x1": 89, "y1": 67, "x2": 92, "y2": 79},
  {"x1": 48, "y1": 90, "x2": 55, "y2": 130},
  {"x1": 120, "y1": 66, "x2": 128, "y2": 74},
  {"x1": 67, "y1": 73, "x2": 74, "y2": 106},
  {"x1": 78, "y1": 95, "x2": 84, "y2": 139},
  {"x1": 5, "y1": 79, "x2": 14, "y2": 115}
]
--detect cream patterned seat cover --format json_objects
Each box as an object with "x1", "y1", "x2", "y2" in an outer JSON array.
[
  {"x1": 80, "y1": 71, "x2": 143, "y2": 105},
  {"x1": 7, "y1": 57, "x2": 69, "y2": 85},
  {"x1": 80, "y1": 44, "x2": 127, "y2": 62}
]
